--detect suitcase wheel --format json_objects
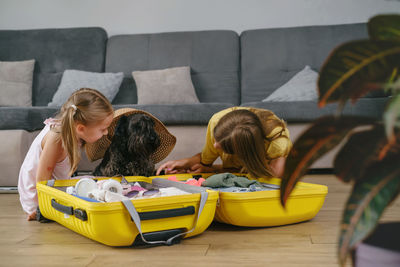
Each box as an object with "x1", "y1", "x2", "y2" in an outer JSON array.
[{"x1": 36, "y1": 207, "x2": 53, "y2": 223}]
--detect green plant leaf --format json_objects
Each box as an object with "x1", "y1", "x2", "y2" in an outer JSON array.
[
  {"x1": 384, "y1": 93, "x2": 400, "y2": 141},
  {"x1": 280, "y1": 116, "x2": 373, "y2": 206},
  {"x1": 369, "y1": 14, "x2": 400, "y2": 42},
  {"x1": 385, "y1": 75, "x2": 400, "y2": 94},
  {"x1": 334, "y1": 125, "x2": 387, "y2": 182},
  {"x1": 318, "y1": 40, "x2": 400, "y2": 107},
  {"x1": 338, "y1": 155, "x2": 400, "y2": 264}
]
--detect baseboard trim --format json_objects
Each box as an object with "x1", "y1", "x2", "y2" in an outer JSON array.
[
  {"x1": 306, "y1": 168, "x2": 334, "y2": 175},
  {"x1": 0, "y1": 187, "x2": 18, "y2": 194}
]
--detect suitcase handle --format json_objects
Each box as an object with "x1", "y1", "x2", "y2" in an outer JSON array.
[
  {"x1": 138, "y1": 206, "x2": 195, "y2": 220},
  {"x1": 51, "y1": 199, "x2": 73, "y2": 215},
  {"x1": 133, "y1": 229, "x2": 184, "y2": 246}
]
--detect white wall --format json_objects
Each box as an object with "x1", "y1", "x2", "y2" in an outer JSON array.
[{"x1": 0, "y1": 0, "x2": 399, "y2": 36}]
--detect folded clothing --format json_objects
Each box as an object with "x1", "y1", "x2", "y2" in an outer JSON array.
[
  {"x1": 158, "y1": 187, "x2": 191, "y2": 197},
  {"x1": 201, "y1": 173, "x2": 263, "y2": 188},
  {"x1": 87, "y1": 189, "x2": 129, "y2": 202},
  {"x1": 67, "y1": 179, "x2": 191, "y2": 202},
  {"x1": 216, "y1": 185, "x2": 276, "y2": 192}
]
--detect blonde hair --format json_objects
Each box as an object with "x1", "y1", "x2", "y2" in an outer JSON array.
[
  {"x1": 53, "y1": 88, "x2": 113, "y2": 176},
  {"x1": 213, "y1": 109, "x2": 288, "y2": 178}
]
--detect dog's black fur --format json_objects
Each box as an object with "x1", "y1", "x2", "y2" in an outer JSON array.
[{"x1": 93, "y1": 114, "x2": 161, "y2": 177}]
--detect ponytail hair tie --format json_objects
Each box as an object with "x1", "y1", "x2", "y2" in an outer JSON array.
[{"x1": 70, "y1": 104, "x2": 77, "y2": 111}]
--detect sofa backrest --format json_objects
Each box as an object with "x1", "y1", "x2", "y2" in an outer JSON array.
[
  {"x1": 240, "y1": 23, "x2": 368, "y2": 103},
  {"x1": 106, "y1": 30, "x2": 240, "y2": 105},
  {"x1": 0, "y1": 27, "x2": 107, "y2": 106}
]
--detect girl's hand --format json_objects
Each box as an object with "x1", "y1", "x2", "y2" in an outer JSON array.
[
  {"x1": 27, "y1": 210, "x2": 37, "y2": 221},
  {"x1": 156, "y1": 153, "x2": 203, "y2": 175},
  {"x1": 156, "y1": 159, "x2": 190, "y2": 175}
]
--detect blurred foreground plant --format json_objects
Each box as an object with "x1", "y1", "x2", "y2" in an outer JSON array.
[{"x1": 279, "y1": 14, "x2": 400, "y2": 265}]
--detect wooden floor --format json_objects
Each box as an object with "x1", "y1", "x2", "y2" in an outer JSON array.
[{"x1": 1, "y1": 175, "x2": 399, "y2": 267}]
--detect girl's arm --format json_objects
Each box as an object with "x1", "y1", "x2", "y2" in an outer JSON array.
[
  {"x1": 190, "y1": 163, "x2": 241, "y2": 174},
  {"x1": 189, "y1": 162, "x2": 218, "y2": 173},
  {"x1": 27, "y1": 132, "x2": 65, "y2": 221},
  {"x1": 269, "y1": 157, "x2": 286, "y2": 178},
  {"x1": 36, "y1": 131, "x2": 65, "y2": 182}
]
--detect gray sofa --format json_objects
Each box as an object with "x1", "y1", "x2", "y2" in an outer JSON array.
[{"x1": 0, "y1": 23, "x2": 387, "y2": 186}]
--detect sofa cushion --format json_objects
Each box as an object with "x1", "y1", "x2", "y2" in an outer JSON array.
[
  {"x1": 106, "y1": 30, "x2": 240, "y2": 105},
  {"x1": 262, "y1": 65, "x2": 319, "y2": 102},
  {"x1": 240, "y1": 23, "x2": 368, "y2": 103},
  {"x1": 0, "y1": 103, "x2": 234, "y2": 131},
  {"x1": 241, "y1": 98, "x2": 388, "y2": 123},
  {"x1": 113, "y1": 103, "x2": 234, "y2": 125},
  {"x1": 48, "y1": 70, "x2": 123, "y2": 107},
  {"x1": 0, "y1": 27, "x2": 107, "y2": 106},
  {"x1": 0, "y1": 107, "x2": 59, "y2": 131},
  {"x1": 132, "y1": 66, "x2": 200, "y2": 104},
  {"x1": 0, "y1": 59, "x2": 35, "y2": 107}
]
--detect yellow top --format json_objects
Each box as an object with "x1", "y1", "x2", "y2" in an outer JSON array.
[{"x1": 201, "y1": 107, "x2": 292, "y2": 169}]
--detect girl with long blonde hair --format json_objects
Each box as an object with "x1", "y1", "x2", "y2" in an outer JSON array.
[
  {"x1": 157, "y1": 107, "x2": 292, "y2": 179},
  {"x1": 18, "y1": 88, "x2": 113, "y2": 220}
]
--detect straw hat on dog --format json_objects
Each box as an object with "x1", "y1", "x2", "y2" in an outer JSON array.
[{"x1": 85, "y1": 108, "x2": 176, "y2": 163}]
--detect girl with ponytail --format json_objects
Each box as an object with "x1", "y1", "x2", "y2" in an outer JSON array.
[
  {"x1": 18, "y1": 88, "x2": 113, "y2": 220},
  {"x1": 157, "y1": 107, "x2": 292, "y2": 179}
]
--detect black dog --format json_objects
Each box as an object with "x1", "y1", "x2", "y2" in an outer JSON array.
[{"x1": 93, "y1": 113, "x2": 161, "y2": 177}]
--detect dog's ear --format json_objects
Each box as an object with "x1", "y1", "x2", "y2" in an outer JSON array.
[
  {"x1": 141, "y1": 116, "x2": 155, "y2": 133},
  {"x1": 141, "y1": 117, "x2": 160, "y2": 152},
  {"x1": 146, "y1": 117, "x2": 160, "y2": 148},
  {"x1": 114, "y1": 115, "x2": 128, "y2": 138},
  {"x1": 153, "y1": 132, "x2": 161, "y2": 149}
]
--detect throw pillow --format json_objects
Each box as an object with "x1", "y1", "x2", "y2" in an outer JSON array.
[
  {"x1": 262, "y1": 65, "x2": 319, "y2": 102},
  {"x1": 132, "y1": 66, "x2": 200, "y2": 104},
  {"x1": 0, "y1": 59, "x2": 35, "y2": 107},
  {"x1": 48, "y1": 70, "x2": 124, "y2": 107}
]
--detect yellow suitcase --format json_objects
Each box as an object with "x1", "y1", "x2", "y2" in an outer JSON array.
[
  {"x1": 152, "y1": 173, "x2": 328, "y2": 227},
  {"x1": 36, "y1": 176, "x2": 218, "y2": 246}
]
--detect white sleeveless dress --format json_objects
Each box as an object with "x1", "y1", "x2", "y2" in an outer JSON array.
[{"x1": 18, "y1": 119, "x2": 71, "y2": 214}]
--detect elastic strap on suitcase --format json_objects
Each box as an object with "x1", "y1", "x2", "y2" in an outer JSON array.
[{"x1": 122, "y1": 191, "x2": 208, "y2": 246}]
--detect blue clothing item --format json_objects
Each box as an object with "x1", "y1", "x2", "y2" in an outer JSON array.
[
  {"x1": 72, "y1": 194, "x2": 101, "y2": 202},
  {"x1": 210, "y1": 184, "x2": 276, "y2": 193}
]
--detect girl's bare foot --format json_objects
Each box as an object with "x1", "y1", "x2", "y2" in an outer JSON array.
[{"x1": 27, "y1": 211, "x2": 37, "y2": 221}]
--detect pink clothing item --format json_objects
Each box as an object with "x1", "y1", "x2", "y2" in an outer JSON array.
[
  {"x1": 167, "y1": 176, "x2": 205, "y2": 187},
  {"x1": 130, "y1": 185, "x2": 146, "y2": 191},
  {"x1": 43, "y1": 118, "x2": 61, "y2": 127},
  {"x1": 167, "y1": 176, "x2": 178, "y2": 182},
  {"x1": 18, "y1": 120, "x2": 71, "y2": 214},
  {"x1": 186, "y1": 178, "x2": 205, "y2": 186},
  {"x1": 123, "y1": 185, "x2": 146, "y2": 196}
]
